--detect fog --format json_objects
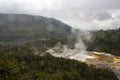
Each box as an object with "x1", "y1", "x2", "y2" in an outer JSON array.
[{"x1": 0, "y1": 0, "x2": 120, "y2": 30}]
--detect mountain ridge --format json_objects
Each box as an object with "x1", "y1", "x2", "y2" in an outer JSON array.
[{"x1": 0, "y1": 13, "x2": 72, "y2": 45}]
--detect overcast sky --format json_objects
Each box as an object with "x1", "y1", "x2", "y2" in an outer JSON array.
[{"x1": 0, "y1": 0, "x2": 120, "y2": 30}]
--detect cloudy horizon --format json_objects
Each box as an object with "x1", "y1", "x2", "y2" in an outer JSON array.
[{"x1": 0, "y1": 0, "x2": 120, "y2": 30}]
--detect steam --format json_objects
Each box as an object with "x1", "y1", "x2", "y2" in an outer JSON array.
[{"x1": 46, "y1": 29, "x2": 94, "y2": 61}]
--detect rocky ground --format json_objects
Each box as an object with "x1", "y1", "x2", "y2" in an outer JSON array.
[{"x1": 85, "y1": 52, "x2": 120, "y2": 80}]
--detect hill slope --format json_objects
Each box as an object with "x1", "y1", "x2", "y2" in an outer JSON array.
[
  {"x1": 87, "y1": 29, "x2": 120, "y2": 56},
  {"x1": 0, "y1": 13, "x2": 71, "y2": 45},
  {"x1": 0, "y1": 46, "x2": 118, "y2": 80}
]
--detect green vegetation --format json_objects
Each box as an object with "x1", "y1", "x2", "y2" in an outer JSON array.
[
  {"x1": 0, "y1": 46, "x2": 118, "y2": 80},
  {"x1": 0, "y1": 14, "x2": 120, "y2": 56},
  {"x1": 87, "y1": 29, "x2": 120, "y2": 56},
  {"x1": 0, "y1": 14, "x2": 71, "y2": 44},
  {"x1": 0, "y1": 13, "x2": 120, "y2": 80}
]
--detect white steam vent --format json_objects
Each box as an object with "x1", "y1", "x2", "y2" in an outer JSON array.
[{"x1": 46, "y1": 39, "x2": 94, "y2": 61}]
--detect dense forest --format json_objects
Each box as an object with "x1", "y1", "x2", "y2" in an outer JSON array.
[
  {"x1": 0, "y1": 46, "x2": 118, "y2": 80},
  {"x1": 87, "y1": 29, "x2": 120, "y2": 56}
]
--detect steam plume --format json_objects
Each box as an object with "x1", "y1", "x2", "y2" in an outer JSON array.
[{"x1": 46, "y1": 29, "x2": 94, "y2": 61}]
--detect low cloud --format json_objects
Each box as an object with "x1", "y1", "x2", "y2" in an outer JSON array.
[{"x1": 0, "y1": 0, "x2": 120, "y2": 30}]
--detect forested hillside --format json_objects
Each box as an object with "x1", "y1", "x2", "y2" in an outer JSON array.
[
  {"x1": 0, "y1": 46, "x2": 118, "y2": 80},
  {"x1": 1, "y1": 14, "x2": 120, "y2": 56},
  {"x1": 0, "y1": 14, "x2": 71, "y2": 45},
  {"x1": 87, "y1": 29, "x2": 120, "y2": 56}
]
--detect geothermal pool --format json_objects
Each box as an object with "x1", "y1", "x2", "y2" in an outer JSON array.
[{"x1": 46, "y1": 47, "x2": 95, "y2": 61}]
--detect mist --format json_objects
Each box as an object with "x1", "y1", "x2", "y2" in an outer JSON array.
[
  {"x1": 46, "y1": 29, "x2": 94, "y2": 61},
  {"x1": 0, "y1": 0, "x2": 120, "y2": 30}
]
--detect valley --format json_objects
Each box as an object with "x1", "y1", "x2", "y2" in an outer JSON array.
[{"x1": 0, "y1": 13, "x2": 120, "y2": 80}]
